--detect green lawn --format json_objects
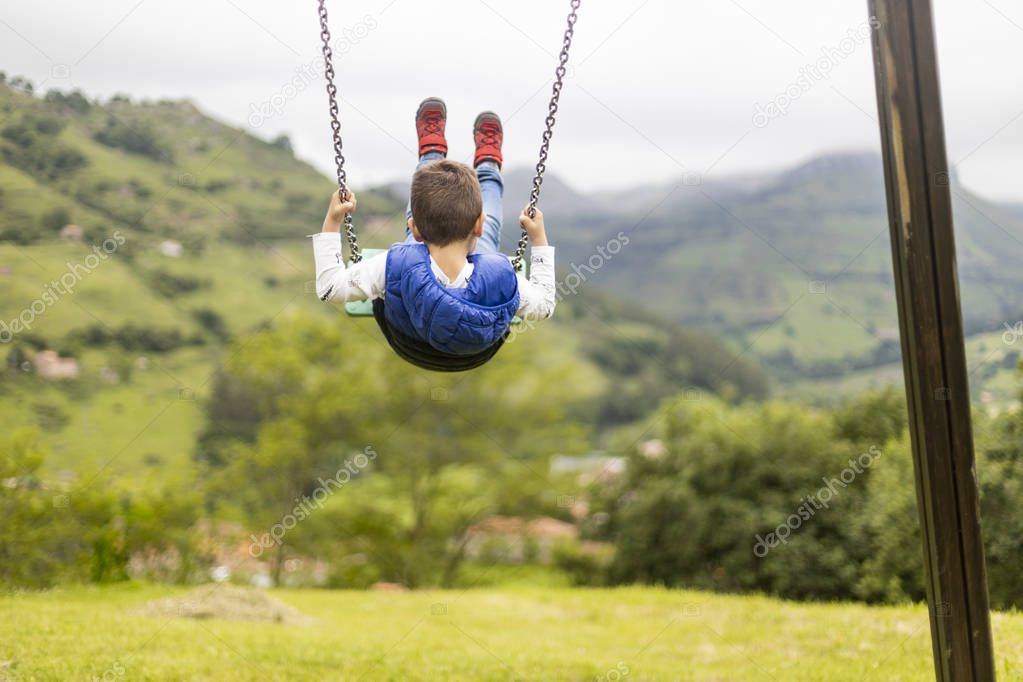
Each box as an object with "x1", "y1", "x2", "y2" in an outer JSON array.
[{"x1": 3, "y1": 584, "x2": 1023, "y2": 681}]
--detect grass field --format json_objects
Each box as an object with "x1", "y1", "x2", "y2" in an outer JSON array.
[{"x1": 3, "y1": 584, "x2": 1023, "y2": 681}]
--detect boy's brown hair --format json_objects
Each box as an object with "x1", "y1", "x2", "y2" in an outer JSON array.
[{"x1": 410, "y1": 160, "x2": 483, "y2": 246}]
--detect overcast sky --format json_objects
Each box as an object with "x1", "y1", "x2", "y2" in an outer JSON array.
[{"x1": 2, "y1": 0, "x2": 1021, "y2": 201}]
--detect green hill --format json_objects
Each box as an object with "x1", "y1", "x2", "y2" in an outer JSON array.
[
  {"x1": 499, "y1": 154, "x2": 1023, "y2": 404},
  {"x1": 0, "y1": 81, "x2": 766, "y2": 486}
]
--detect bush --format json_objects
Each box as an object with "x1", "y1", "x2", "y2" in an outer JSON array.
[
  {"x1": 31, "y1": 402, "x2": 70, "y2": 431},
  {"x1": 0, "y1": 429, "x2": 124, "y2": 587},
  {"x1": 0, "y1": 209, "x2": 42, "y2": 244},
  {"x1": 44, "y1": 89, "x2": 92, "y2": 114},
  {"x1": 203, "y1": 178, "x2": 232, "y2": 193},
  {"x1": 148, "y1": 269, "x2": 209, "y2": 298},
  {"x1": 854, "y1": 437, "x2": 925, "y2": 603},
  {"x1": 68, "y1": 323, "x2": 198, "y2": 353},
  {"x1": 5, "y1": 345, "x2": 30, "y2": 372},
  {"x1": 606, "y1": 384, "x2": 1023, "y2": 608},
  {"x1": 39, "y1": 206, "x2": 71, "y2": 232},
  {"x1": 8, "y1": 77, "x2": 34, "y2": 94},
  {"x1": 93, "y1": 116, "x2": 173, "y2": 163},
  {"x1": 193, "y1": 366, "x2": 263, "y2": 466},
  {"x1": 0, "y1": 112, "x2": 87, "y2": 180},
  {"x1": 975, "y1": 410, "x2": 1023, "y2": 610},
  {"x1": 193, "y1": 307, "x2": 230, "y2": 341},
  {"x1": 609, "y1": 396, "x2": 884, "y2": 601},
  {"x1": 0, "y1": 429, "x2": 205, "y2": 589},
  {"x1": 271, "y1": 134, "x2": 293, "y2": 154},
  {"x1": 552, "y1": 539, "x2": 613, "y2": 586},
  {"x1": 832, "y1": 386, "x2": 907, "y2": 444}
]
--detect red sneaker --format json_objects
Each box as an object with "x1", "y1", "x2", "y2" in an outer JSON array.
[
  {"x1": 415, "y1": 97, "x2": 447, "y2": 157},
  {"x1": 473, "y1": 111, "x2": 503, "y2": 168}
]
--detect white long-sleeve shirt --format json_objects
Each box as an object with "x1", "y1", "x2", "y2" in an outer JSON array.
[{"x1": 311, "y1": 232, "x2": 557, "y2": 321}]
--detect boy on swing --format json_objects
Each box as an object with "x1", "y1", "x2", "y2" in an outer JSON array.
[{"x1": 312, "y1": 98, "x2": 557, "y2": 362}]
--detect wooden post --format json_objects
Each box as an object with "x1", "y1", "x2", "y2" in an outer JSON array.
[{"x1": 867, "y1": 0, "x2": 997, "y2": 680}]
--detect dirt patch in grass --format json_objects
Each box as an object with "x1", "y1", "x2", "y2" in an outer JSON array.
[{"x1": 133, "y1": 584, "x2": 311, "y2": 624}]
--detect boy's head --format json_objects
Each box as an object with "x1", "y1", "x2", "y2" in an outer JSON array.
[{"x1": 409, "y1": 160, "x2": 484, "y2": 246}]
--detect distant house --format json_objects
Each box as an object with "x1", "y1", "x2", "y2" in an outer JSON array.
[
  {"x1": 33, "y1": 351, "x2": 80, "y2": 380},
  {"x1": 463, "y1": 515, "x2": 578, "y2": 563},
  {"x1": 550, "y1": 453, "x2": 627, "y2": 483},
  {"x1": 159, "y1": 240, "x2": 184, "y2": 258},
  {"x1": 145, "y1": 520, "x2": 328, "y2": 588},
  {"x1": 638, "y1": 439, "x2": 667, "y2": 459},
  {"x1": 371, "y1": 582, "x2": 407, "y2": 592},
  {"x1": 60, "y1": 224, "x2": 84, "y2": 241}
]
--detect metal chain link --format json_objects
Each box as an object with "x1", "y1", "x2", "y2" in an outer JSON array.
[
  {"x1": 512, "y1": 0, "x2": 582, "y2": 271},
  {"x1": 317, "y1": 0, "x2": 578, "y2": 268},
  {"x1": 318, "y1": 0, "x2": 362, "y2": 263}
]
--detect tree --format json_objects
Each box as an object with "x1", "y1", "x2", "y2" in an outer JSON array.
[
  {"x1": 39, "y1": 206, "x2": 71, "y2": 232},
  {"x1": 45, "y1": 89, "x2": 92, "y2": 113},
  {"x1": 855, "y1": 436, "x2": 925, "y2": 603},
  {"x1": 0, "y1": 428, "x2": 206, "y2": 589},
  {"x1": 93, "y1": 116, "x2": 173, "y2": 162},
  {"x1": 0, "y1": 429, "x2": 125, "y2": 587},
  {"x1": 271, "y1": 134, "x2": 293, "y2": 154},
  {"x1": 974, "y1": 407, "x2": 1023, "y2": 609},
  {"x1": 203, "y1": 312, "x2": 589, "y2": 587},
  {"x1": 832, "y1": 386, "x2": 907, "y2": 445},
  {"x1": 609, "y1": 397, "x2": 875, "y2": 601}
]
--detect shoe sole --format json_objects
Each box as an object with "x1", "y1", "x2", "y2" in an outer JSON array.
[
  {"x1": 474, "y1": 110, "x2": 502, "y2": 132},
  {"x1": 417, "y1": 97, "x2": 447, "y2": 121}
]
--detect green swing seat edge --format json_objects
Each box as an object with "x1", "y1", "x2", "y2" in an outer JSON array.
[
  {"x1": 343, "y1": 248, "x2": 385, "y2": 317},
  {"x1": 343, "y1": 247, "x2": 524, "y2": 324}
]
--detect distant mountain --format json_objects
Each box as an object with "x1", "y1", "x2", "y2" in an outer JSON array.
[
  {"x1": 0, "y1": 82, "x2": 768, "y2": 484},
  {"x1": 488, "y1": 152, "x2": 1023, "y2": 382},
  {"x1": 1005, "y1": 203, "x2": 1023, "y2": 223}
]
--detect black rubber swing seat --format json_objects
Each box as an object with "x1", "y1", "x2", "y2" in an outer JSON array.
[
  {"x1": 343, "y1": 248, "x2": 513, "y2": 372},
  {"x1": 370, "y1": 298, "x2": 507, "y2": 372}
]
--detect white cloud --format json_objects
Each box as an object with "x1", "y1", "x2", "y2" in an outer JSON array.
[{"x1": 1, "y1": 0, "x2": 1021, "y2": 200}]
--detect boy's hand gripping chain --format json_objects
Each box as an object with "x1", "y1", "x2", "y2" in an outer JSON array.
[{"x1": 318, "y1": 0, "x2": 362, "y2": 263}]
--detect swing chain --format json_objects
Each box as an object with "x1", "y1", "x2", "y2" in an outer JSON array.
[
  {"x1": 318, "y1": 0, "x2": 362, "y2": 263},
  {"x1": 513, "y1": 0, "x2": 581, "y2": 271}
]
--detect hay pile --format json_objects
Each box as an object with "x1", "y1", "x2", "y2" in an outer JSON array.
[{"x1": 133, "y1": 584, "x2": 311, "y2": 624}]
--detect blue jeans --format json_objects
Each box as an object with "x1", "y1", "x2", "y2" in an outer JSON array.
[{"x1": 404, "y1": 151, "x2": 503, "y2": 255}]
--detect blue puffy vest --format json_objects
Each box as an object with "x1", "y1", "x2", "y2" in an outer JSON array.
[{"x1": 382, "y1": 243, "x2": 520, "y2": 355}]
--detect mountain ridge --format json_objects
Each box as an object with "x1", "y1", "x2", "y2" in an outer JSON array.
[
  {"x1": 0, "y1": 82, "x2": 770, "y2": 484},
  {"x1": 423, "y1": 149, "x2": 1023, "y2": 385}
]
